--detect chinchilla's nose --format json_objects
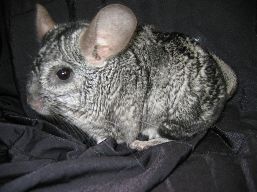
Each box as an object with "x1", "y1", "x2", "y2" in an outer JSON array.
[{"x1": 27, "y1": 95, "x2": 44, "y2": 113}]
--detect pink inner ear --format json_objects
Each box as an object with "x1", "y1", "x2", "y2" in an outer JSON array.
[
  {"x1": 79, "y1": 4, "x2": 137, "y2": 67},
  {"x1": 97, "y1": 46, "x2": 112, "y2": 58},
  {"x1": 38, "y1": 22, "x2": 53, "y2": 39},
  {"x1": 36, "y1": 4, "x2": 55, "y2": 40}
]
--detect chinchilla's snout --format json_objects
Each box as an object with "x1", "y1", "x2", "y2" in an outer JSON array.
[
  {"x1": 27, "y1": 95, "x2": 43, "y2": 112},
  {"x1": 26, "y1": 72, "x2": 50, "y2": 115}
]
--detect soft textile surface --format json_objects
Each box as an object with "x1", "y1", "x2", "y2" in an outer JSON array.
[{"x1": 0, "y1": 0, "x2": 257, "y2": 191}]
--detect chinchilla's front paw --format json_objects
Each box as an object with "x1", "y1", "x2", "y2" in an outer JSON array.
[{"x1": 129, "y1": 138, "x2": 170, "y2": 150}]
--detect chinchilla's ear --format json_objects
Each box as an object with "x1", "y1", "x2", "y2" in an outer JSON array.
[
  {"x1": 36, "y1": 4, "x2": 56, "y2": 40},
  {"x1": 80, "y1": 4, "x2": 137, "y2": 67}
]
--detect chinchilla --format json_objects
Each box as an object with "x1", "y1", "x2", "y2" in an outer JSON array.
[{"x1": 27, "y1": 4, "x2": 237, "y2": 150}]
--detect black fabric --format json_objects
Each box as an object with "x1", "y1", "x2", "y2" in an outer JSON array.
[
  {"x1": 0, "y1": 0, "x2": 257, "y2": 191},
  {"x1": 0, "y1": 106, "x2": 256, "y2": 192}
]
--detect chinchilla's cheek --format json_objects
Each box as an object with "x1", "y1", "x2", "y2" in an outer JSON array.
[{"x1": 55, "y1": 92, "x2": 82, "y2": 107}]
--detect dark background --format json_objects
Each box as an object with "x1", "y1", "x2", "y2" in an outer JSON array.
[{"x1": 0, "y1": 0, "x2": 256, "y2": 191}]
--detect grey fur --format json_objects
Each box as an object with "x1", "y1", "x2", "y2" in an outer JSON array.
[{"x1": 27, "y1": 5, "x2": 237, "y2": 149}]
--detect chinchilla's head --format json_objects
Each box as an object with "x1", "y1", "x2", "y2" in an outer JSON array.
[{"x1": 26, "y1": 4, "x2": 137, "y2": 120}]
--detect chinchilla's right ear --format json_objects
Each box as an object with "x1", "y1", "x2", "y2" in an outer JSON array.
[
  {"x1": 79, "y1": 4, "x2": 137, "y2": 67},
  {"x1": 36, "y1": 4, "x2": 56, "y2": 40}
]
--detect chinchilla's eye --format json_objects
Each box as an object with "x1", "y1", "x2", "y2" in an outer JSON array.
[{"x1": 56, "y1": 67, "x2": 72, "y2": 80}]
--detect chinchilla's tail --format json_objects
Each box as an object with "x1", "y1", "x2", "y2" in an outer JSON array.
[{"x1": 211, "y1": 54, "x2": 237, "y2": 99}]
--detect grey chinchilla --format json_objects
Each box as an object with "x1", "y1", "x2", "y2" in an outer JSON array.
[{"x1": 27, "y1": 4, "x2": 237, "y2": 150}]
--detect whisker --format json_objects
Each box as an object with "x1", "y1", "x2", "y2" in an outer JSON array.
[{"x1": 51, "y1": 109, "x2": 97, "y2": 146}]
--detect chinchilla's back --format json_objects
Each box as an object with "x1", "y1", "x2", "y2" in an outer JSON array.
[{"x1": 128, "y1": 26, "x2": 235, "y2": 139}]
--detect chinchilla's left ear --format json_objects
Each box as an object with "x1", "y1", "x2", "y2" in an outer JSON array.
[
  {"x1": 36, "y1": 4, "x2": 56, "y2": 40},
  {"x1": 79, "y1": 4, "x2": 137, "y2": 67}
]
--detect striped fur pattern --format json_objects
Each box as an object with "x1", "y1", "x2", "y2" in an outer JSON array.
[{"x1": 27, "y1": 5, "x2": 237, "y2": 149}]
